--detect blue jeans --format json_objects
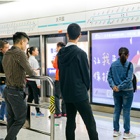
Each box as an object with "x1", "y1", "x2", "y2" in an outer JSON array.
[
  {"x1": 113, "y1": 90, "x2": 133, "y2": 133},
  {"x1": 0, "y1": 84, "x2": 6, "y2": 120}
]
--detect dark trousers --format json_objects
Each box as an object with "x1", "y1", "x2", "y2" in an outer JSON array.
[
  {"x1": 65, "y1": 100, "x2": 98, "y2": 140},
  {"x1": 54, "y1": 80, "x2": 66, "y2": 114},
  {"x1": 3, "y1": 87, "x2": 27, "y2": 140},
  {"x1": 26, "y1": 81, "x2": 40, "y2": 120}
]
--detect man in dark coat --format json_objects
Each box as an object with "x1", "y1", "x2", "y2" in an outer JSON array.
[{"x1": 58, "y1": 23, "x2": 99, "y2": 140}]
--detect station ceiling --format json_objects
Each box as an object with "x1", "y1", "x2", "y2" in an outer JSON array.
[{"x1": 0, "y1": 0, "x2": 15, "y2": 5}]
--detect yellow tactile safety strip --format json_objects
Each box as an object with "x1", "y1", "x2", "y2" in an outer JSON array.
[{"x1": 49, "y1": 96, "x2": 55, "y2": 114}]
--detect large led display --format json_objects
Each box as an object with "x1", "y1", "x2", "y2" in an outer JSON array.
[{"x1": 91, "y1": 28, "x2": 140, "y2": 109}]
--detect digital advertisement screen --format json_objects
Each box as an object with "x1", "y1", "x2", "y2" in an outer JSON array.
[
  {"x1": 46, "y1": 43, "x2": 57, "y2": 78},
  {"x1": 91, "y1": 28, "x2": 140, "y2": 109}
]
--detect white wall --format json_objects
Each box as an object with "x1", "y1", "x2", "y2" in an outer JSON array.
[
  {"x1": 0, "y1": 0, "x2": 140, "y2": 36},
  {"x1": 0, "y1": 0, "x2": 140, "y2": 23}
]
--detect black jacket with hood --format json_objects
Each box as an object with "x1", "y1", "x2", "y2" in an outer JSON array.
[{"x1": 58, "y1": 45, "x2": 90, "y2": 103}]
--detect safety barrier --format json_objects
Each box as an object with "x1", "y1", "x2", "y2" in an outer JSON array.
[{"x1": 0, "y1": 73, "x2": 55, "y2": 140}]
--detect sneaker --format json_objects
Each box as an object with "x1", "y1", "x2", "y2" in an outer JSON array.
[
  {"x1": 53, "y1": 114, "x2": 62, "y2": 118},
  {"x1": 49, "y1": 114, "x2": 61, "y2": 119},
  {"x1": 36, "y1": 112, "x2": 44, "y2": 117},
  {"x1": 0, "y1": 119, "x2": 4, "y2": 122},
  {"x1": 57, "y1": 114, "x2": 62, "y2": 118},
  {"x1": 123, "y1": 133, "x2": 136, "y2": 139},
  {"x1": 113, "y1": 131, "x2": 121, "y2": 137},
  {"x1": 62, "y1": 113, "x2": 67, "y2": 117},
  {"x1": 0, "y1": 120, "x2": 7, "y2": 125},
  {"x1": 0, "y1": 118, "x2": 4, "y2": 121}
]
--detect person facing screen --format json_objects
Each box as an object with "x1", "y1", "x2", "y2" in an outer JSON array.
[{"x1": 107, "y1": 47, "x2": 135, "y2": 139}]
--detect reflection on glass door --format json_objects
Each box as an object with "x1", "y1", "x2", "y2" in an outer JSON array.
[
  {"x1": 45, "y1": 34, "x2": 66, "y2": 80},
  {"x1": 45, "y1": 34, "x2": 66, "y2": 97},
  {"x1": 77, "y1": 32, "x2": 88, "y2": 61},
  {"x1": 77, "y1": 41, "x2": 88, "y2": 56},
  {"x1": 46, "y1": 43, "x2": 57, "y2": 77}
]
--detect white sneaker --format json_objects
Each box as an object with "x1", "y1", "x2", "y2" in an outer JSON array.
[
  {"x1": 113, "y1": 131, "x2": 121, "y2": 137},
  {"x1": 0, "y1": 120, "x2": 7, "y2": 125},
  {"x1": 123, "y1": 133, "x2": 136, "y2": 139}
]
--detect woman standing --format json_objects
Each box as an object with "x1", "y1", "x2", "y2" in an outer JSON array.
[
  {"x1": 26, "y1": 47, "x2": 44, "y2": 119},
  {"x1": 107, "y1": 47, "x2": 135, "y2": 139},
  {"x1": 51, "y1": 42, "x2": 66, "y2": 118}
]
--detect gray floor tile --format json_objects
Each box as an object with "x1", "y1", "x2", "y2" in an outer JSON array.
[{"x1": 0, "y1": 108, "x2": 140, "y2": 140}]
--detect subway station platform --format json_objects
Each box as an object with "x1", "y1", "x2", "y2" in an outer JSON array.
[{"x1": 0, "y1": 108, "x2": 139, "y2": 140}]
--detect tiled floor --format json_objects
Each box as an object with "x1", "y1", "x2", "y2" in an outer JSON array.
[{"x1": 0, "y1": 108, "x2": 140, "y2": 140}]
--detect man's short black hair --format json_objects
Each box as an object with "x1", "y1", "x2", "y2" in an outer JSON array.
[
  {"x1": 13, "y1": 32, "x2": 29, "y2": 44},
  {"x1": 67, "y1": 23, "x2": 81, "y2": 40}
]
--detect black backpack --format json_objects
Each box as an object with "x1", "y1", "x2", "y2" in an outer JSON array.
[{"x1": 127, "y1": 62, "x2": 137, "y2": 92}]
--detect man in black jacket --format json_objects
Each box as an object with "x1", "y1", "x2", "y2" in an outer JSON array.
[
  {"x1": 0, "y1": 40, "x2": 9, "y2": 122},
  {"x1": 58, "y1": 23, "x2": 98, "y2": 140}
]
